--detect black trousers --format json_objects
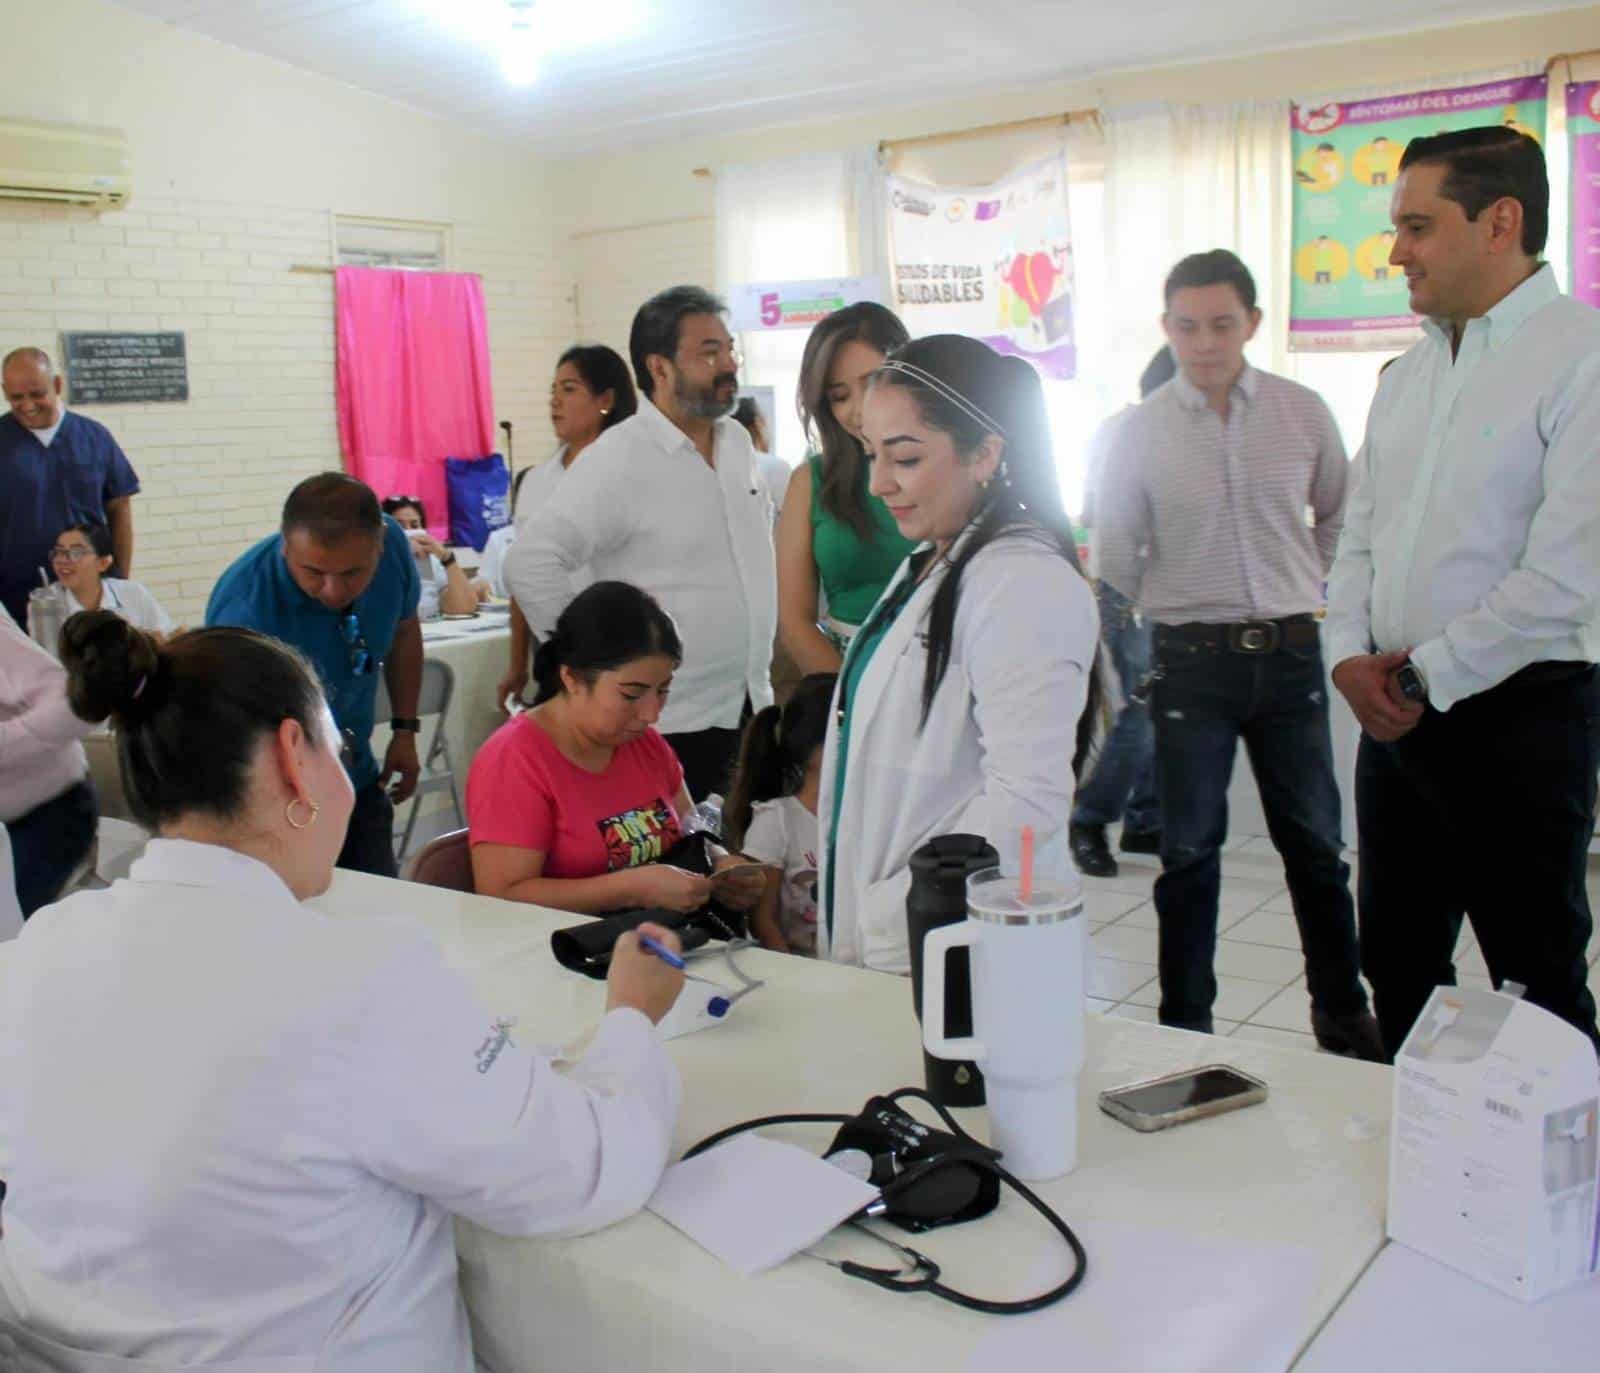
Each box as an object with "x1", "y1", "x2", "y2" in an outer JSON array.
[
  {"x1": 12, "y1": 778, "x2": 98, "y2": 918},
  {"x1": 665, "y1": 696, "x2": 755, "y2": 805},
  {"x1": 664, "y1": 726, "x2": 743, "y2": 806},
  {"x1": 337, "y1": 782, "x2": 399, "y2": 880},
  {"x1": 1356, "y1": 665, "x2": 1600, "y2": 1058}
]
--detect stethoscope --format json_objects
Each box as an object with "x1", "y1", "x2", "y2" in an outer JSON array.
[
  {"x1": 805, "y1": 1220, "x2": 944, "y2": 1293},
  {"x1": 682, "y1": 940, "x2": 765, "y2": 1018}
]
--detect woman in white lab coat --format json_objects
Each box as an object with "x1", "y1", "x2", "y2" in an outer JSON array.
[
  {"x1": 0, "y1": 611, "x2": 685, "y2": 1370},
  {"x1": 819, "y1": 335, "x2": 1101, "y2": 973}
]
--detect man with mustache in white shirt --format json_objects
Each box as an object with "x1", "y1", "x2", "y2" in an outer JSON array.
[{"x1": 1327, "y1": 127, "x2": 1600, "y2": 1059}]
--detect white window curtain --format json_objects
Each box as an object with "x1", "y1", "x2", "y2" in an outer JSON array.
[
  {"x1": 1101, "y1": 100, "x2": 1289, "y2": 396},
  {"x1": 1100, "y1": 65, "x2": 1547, "y2": 453},
  {"x1": 713, "y1": 149, "x2": 884, "y2": 463}
]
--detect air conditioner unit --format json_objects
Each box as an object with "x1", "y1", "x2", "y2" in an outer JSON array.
[{"x1": 0, "y1": 119, "x2": 131, "y2": 209}]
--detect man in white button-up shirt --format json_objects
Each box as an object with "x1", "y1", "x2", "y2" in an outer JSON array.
[
  {"x1": 1327, "y1": 128, "x2": 1600, "y2": 1058},
  {"x1": 507, "y1": 287, "x2": 777, "y2": 800}
]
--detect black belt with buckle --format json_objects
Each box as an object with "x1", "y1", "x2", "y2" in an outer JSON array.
[{"x1": 1154, "y1": 615, "x2": 1321, "y2": 656}]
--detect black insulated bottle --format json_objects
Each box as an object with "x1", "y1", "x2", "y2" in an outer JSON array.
[{"x1": 906, "y1": 834, "x2": 997, "y2": 1107}]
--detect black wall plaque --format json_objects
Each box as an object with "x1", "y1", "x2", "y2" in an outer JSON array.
[{"x1": 61, "y1": 332, "x2": 189, "y2": 405}]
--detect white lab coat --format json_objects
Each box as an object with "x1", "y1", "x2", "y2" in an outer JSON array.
[
  {"x1": 0, "y1": 839, "x2": 679, "y2": 1370},
  {"x1": 818, "y1": 532, "x2": 1098, "y2": 973}
]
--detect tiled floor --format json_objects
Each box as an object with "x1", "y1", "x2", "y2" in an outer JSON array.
[{"x1": 1085, "y1": 827, "x2": 1600, "y2": 1056}]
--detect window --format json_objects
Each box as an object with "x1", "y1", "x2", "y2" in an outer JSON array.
[{"x1": 335, "y1": 217, "x2": 450, "y2": 271}]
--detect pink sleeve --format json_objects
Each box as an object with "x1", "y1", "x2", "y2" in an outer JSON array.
[{"x1": 466, "y1": 722, "x2": 557, "y2": 854}]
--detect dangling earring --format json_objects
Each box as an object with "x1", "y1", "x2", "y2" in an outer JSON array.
[
  {"x1": 1000, "y1": 459, "x2": 1012, "y2": 489},
  {"x1": 285, "y1": 797, "x2": 320, "y2": 830}
]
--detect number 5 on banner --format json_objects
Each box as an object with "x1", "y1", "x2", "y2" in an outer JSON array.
[{"x1": 759, "y1": 293, "x2": 781, "y2": 328}]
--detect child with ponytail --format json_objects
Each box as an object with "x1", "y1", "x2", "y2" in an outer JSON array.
[{"x1": 723, "y1": 673, "x2": 836, "y2": 955}]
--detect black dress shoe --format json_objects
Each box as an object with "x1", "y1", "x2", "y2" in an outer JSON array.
[
  {"x1": 1311, "y1": 1008, "x2": 1390, "y2": 1063},
  {"x1": 1070, "y1": 823, "x2": 1118, "y2": 878},
  {"x1": 1119, "y1": 828, "x2": 1161, "y2": 855}
]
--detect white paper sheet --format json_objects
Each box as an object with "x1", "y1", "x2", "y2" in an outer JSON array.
[{"x1": 648, "y1": 1135, "x2": 880, "y2": 1275}]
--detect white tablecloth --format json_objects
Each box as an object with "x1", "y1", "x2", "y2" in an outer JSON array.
[
  {"x1": 1293, "y1": 1240, "x2": 1600, "y2": 1371},
  {"x1": 319, "y1": 871, "x2": 1395, "y2": 1373}
]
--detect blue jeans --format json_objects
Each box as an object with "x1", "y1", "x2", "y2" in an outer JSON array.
[
  {"x1": 1150, "y1": 630, "x2": 1367, "y2": 1032},
  {"x1": 1071, "y1": 584, "x2": 1159, "y2": 833}
]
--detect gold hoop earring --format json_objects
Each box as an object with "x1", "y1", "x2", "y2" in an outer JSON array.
[{"x1": 285, "y1": 797, "x2": 320, "y2": 830}]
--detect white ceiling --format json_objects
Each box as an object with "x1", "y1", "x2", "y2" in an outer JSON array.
[{"x1": 112, "y1": 0, "x2": 1578, "y2": 153}]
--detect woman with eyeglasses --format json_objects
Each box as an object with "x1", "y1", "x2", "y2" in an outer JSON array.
[
  {"x1": 379, "y1": 496, "x2": 480, "y2": 620},
  {"x1": 0, "y1": 610, "x2": 685, "y2": 1365},
  {"x1": 49, "y1": 521, "x2": 173, "y2": 634}
]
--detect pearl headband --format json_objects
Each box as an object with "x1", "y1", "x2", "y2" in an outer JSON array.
[{"x1": 876, "y1": 359, "x2": 1008, "y2": 438}]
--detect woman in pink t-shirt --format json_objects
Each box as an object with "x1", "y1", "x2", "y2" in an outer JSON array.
[{"x1": 468, "y1": 581, "x2": 715, "y2": 914}]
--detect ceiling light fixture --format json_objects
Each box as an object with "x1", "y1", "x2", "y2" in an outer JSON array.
[
  {"x1": 501, "y1": 0, "x2": 541, "y2": 87},
  {"x1": 412, "y1": 0, "x2": 645, "y2": 77}
]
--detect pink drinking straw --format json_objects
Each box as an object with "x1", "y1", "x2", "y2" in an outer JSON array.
[{"x1": 1020, "y1": 825, "x2": 1035, "y2": 904}]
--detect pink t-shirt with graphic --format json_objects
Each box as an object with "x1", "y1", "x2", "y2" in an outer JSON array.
[{"x1": 467, "y1": 714, "x2": 685, "y2": 878}]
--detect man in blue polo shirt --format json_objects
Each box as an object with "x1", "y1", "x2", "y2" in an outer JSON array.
[
  {"x1": 0, "y1": 347, "x2": 141, "y2": 626},
  {"x1": 207, "y1": 473, "x2": 423, "y2": 878}
]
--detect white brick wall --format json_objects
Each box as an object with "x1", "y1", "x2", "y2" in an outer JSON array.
[
  {"x1": 573, "y1": 217, "x2": 716, "y2": 364},
  {"x1": 0, "y1": 197, "x2": 573, "y2": 625}
]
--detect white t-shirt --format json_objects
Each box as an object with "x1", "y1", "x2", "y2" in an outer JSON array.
[
  {"x1": 755, "y1": 450, "x2": 791, "y2": 524},
  {"x1": 415, "y1": 552, "x2": 449, "y2": 620},
  {"x1": 741, "y1": 795, "x2": 819, "y2": 954},
  {"x1": 64, "y1": 577, "x2": 173, "y2": 634}
]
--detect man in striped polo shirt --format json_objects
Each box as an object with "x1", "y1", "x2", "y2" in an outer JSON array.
[{"x1": 1097, "y1": 249, "x2": 1384, "y2": 1060}]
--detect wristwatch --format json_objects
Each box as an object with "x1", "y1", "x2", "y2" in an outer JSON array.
[
  {"x1": 1395, "y1": 660, "x2": 1428, "y2": 704},
  {"x1": 440, "y1": 553, "x2": 456, "y2": 568},
  {"x1": 390, "y1": 717, "x2": 422, "y2": 734}
]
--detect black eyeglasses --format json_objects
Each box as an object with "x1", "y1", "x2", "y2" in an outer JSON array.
[{"x1": 338, "y1": 610, "x2": 374, "y2": 676}]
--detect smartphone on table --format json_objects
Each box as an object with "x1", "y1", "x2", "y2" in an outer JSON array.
[{"x1": 1098, "y1": 1065, "x2": 1268, "y2": 1133}]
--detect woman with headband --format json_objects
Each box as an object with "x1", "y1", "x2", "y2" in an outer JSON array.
[{"x1": 818, "y1": 335, "x2": 1101, "y2": 972}]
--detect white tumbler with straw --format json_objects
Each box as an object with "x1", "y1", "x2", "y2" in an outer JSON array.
[{"x1": 921, "y1": 826, "x2": 1087, "y2": 1180}]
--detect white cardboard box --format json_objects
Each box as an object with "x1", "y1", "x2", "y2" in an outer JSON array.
[{"x1": 1388, "y1": 986, "x2": 1600, "y2": 1301}]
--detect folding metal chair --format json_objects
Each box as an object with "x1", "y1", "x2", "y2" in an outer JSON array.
[{"x1": 376, "y1": 657, "x2": 465, "y2": 862}]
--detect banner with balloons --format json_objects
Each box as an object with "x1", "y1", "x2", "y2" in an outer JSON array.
[
  {"x1": 886, "y1": 152, "x2": 1076, "y2": 378},
  {"x1": 1289, "y1": 74, "x2": 1547, "y2": 352},
  {"x1": 1567, "y1": 82, "x2": 1600, "y2": 310}
]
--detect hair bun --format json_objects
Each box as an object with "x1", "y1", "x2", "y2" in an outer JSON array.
[{"x1": 59, "y1": 610, "x2": 163, "y2": 727}]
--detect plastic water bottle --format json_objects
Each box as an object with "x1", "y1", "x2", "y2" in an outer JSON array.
[{"x1": 684, "y1": 794, "x2": 724, "y2": 841}]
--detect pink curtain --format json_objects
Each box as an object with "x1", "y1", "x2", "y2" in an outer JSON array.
[{"x1": 334, "y1": 267, "x2": 497, "y2": 538}]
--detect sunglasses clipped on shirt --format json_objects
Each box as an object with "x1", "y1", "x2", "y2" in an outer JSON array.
[{"x1": 339, "y1": 609, "x2": 374, "y2": 677}]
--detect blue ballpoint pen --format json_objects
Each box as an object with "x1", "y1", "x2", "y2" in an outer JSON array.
[{"x1": 637, "y1": 932, "x2": 686, "y2": 970}]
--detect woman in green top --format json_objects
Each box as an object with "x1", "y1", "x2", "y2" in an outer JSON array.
[{"x1": 777, "y1": 303, "x2": 919, "y2": 675}]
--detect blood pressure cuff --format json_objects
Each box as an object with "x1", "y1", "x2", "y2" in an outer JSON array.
[
  {"x1": 551, "y1": 906, "x2": 721, "y2": 980},
  {"x1": 549, "y1": 831, "x2": 746, "y2": 980}
]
